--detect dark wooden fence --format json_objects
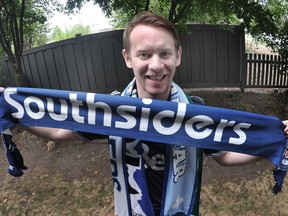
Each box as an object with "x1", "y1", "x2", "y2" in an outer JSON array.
[
  {"x1": 2, "y1": 25, "x2": 287, "y2": 92},
  {"x1": 176, "y1": 25, "x2": 245, "y2": 89},
  {"x1": 245, "y1": 53, "x2": 288, "y2": 88},
  {"x1": 1, "y1": 25, "x2": 246, "y2": 92},
  {"x1": 19, "y1": 30, "x2": 132, "y2": 92}
]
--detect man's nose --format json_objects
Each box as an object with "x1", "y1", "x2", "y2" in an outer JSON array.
[{"x1": 148, "y1": 55, "x2": 164, "y2": 71}]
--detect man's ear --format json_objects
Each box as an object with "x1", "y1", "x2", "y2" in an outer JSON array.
[
  {"x1": 176, "y1": 46, "x2": 182, "y2": 67},
  {"x1": 122, "y1": 49, "x2": 132, "y2": 69}
]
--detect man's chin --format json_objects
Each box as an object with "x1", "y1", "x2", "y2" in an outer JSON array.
[{"x1": 145, "y1": 89, "x2": 169, "y2": 100}]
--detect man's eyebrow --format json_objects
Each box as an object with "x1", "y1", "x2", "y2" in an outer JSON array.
[
  {"x1": 161, "y1": 48, "x2": 173, "y2": 52},
  {"x1": 136, "y1": 49, "x2": 148, "y2": 53},
  {"x1": 136, "y1": 47, "x2": 173, "y2": 53},
  {"x1": 134, "y1": 49, "x2": 150, "y2": 56}
]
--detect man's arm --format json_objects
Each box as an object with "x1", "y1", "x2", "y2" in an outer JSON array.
[
  {"x1": 22, "y1": 125, "x2": 79, "y2": 143},
  {"x1": 213, "y1": 152, "x2": 262, "y2": 166},
  {"x1": 214, "y1": 120, "x2": 288, "y2": 166}
]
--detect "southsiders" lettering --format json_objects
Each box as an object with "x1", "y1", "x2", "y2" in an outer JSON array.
[{"x1": 4, "y1": 88, "x2": 251, "y2": 145}]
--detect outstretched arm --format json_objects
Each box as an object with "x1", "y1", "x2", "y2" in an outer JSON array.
[
  {"x1": 214, "y1": 120, "x2": 288, "y2": 166},
  {"x1": 213, "y1": 152, "x2": 262, "y2": 166},
  {"x1": 21, "y1": 125, "x2": 80, "y2": 143}
]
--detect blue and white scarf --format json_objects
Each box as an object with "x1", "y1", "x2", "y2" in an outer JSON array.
[
  {"x1": 0, "y1": 82, "x2": 287, "y2": 215},
  {"x1": 110, "y1": 79, "x2": 202, "y2": 215}
]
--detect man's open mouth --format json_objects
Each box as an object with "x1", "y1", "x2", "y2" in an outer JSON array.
[{"x1": 146, "y1": 75, "x2": 166, "y2": 81}]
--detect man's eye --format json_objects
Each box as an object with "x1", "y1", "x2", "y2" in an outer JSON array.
[
  {"x1": 138, "y1": 53, "x2": 150, "y2": 59},
  {"x1": 161, "y1": 52, "x2": 171, "y2": 58}
]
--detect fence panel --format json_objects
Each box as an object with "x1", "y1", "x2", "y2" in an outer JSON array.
[
  {"x1": 246, "y1": 53, "x2": 288, "y2": 88},
  {"x1": 177, "y1": 25, "x2": 244, "y2": 88}
]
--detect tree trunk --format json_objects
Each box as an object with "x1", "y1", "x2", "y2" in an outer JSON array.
[
  {"x1": 13, "y1": 61, "x2": 29, "y2": 87},
  {"x1": 14, "y1": 73, "x2": 28, "y2": 87}
]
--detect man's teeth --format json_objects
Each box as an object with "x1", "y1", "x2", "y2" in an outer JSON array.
[{"x1": 148, "y1": 75, "x2": 165, "y2": 80}]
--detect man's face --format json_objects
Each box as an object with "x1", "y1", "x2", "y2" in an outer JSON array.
[{"x1": 122, "y1": 24, "x2": 182, "y2": 100}]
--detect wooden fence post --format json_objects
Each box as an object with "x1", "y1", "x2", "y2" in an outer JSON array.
[
  {"x1": 240, "y1": 31, "x2": 246, "y2": 93},
  {"x1": 75, "y1": 34, "x2": 89, "y2": 91}
]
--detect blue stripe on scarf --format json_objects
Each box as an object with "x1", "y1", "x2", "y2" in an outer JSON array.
[{"x1": 0, "y1": 87, "x2": 285, "y2": 167}]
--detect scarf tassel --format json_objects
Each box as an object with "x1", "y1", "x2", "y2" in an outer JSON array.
[
  {"x1": 1, "y1": 129, "x2": 27, "y2": 177},
  {"x1": 273, "y1": 138, "x2": 288, "y2": 194}
]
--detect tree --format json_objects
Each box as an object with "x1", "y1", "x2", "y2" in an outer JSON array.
[
  {"x1": 0, "y1": 0, "x2": 61, "y2": 86},
  {"x1": 50, "y1": 24, "x2": 91, "y2": 42},
  {"x1": 23, "y1": 0, "x2": 49, "y2": 49},
  {"x1": 65, "y1": 0, "x2": 196, "y2": 27},
  {"x1": 260, "y1": 0, "x2": 288, "y2": 59},
  {"x1": 65, "y1": 0, "x2": 288, "y2": 60},
  {"x1": 0, "y1": 0, "x2": 27, "y2": 86}
]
